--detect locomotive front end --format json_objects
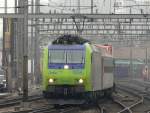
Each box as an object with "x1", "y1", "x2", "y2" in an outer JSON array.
[{"x1": 42, "y1": 45, "x2": 88, "y2": 98}]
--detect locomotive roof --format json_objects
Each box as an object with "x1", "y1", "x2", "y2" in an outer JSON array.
[
  {"x1": 52, "y1": 34, "x2": 90, "y2": 45},
  {"x1": 48, "y1": 44, "x2": 85, "y2": 50}
]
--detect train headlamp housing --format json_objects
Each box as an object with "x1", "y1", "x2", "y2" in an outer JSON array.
[
  {"x1": 64, "y1": 65, "x2": 69, "y2": 69},
  {"x1": 49, "y1": 78, "x2": 54, "y2": 83},
  {"x1": 78, "y1": 79, "x2": 84, "y2": 84}
]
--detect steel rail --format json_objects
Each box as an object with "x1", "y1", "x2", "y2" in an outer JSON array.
[
  {"x1": 58, "y1": 107, "x2": 80, "y2": 113},
  {"x1": 30, "y1": 106, "x2": 56, "y2": 113},
  {"x1": 118, "y1": 83, "x2": 150, "y2": 99},
  {"x1": 4, "y1": 106, "x2": 55, "y2": 113},
  {"x1": 130, "y1": 80, "x2": 150, "y2": 90},
  {"x1": 96, "y1": 104, "x2": 107, "y2": 113},
  {"x1": 0, "y1": 95, "x2": 43, "y2": 108},
  {"x1": 114, "y1": 86, "x2": 143, "y2": 113},
  {"x1": 113, "y1": 98, "x2": 132, "y2": 113}
]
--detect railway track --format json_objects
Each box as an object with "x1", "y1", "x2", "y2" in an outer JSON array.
[
  {"x1": 80, "y1": 89, "x2": 143, "y2": 113},
  {"x1": 117, "y1": 83, "x2": 150, "y2": 113},
  {"x1": 0, "y1": 94, "x2": 43, "y2": 108},
  {"x1": 114, "y1": 86, "x2": 143, "y2": 113},
  {"x1": 117, "y1": 81, "x2": 150, "y2": 100},
  {"x1": 130, "y1": 79, "x2": 150, "y2": 94},
  {"x1": 0, "y1": 84, "x2": 148, "y2": 113},
  {"x1": 4, "y1": 105, "x2": 81, "y2": 113},
  {"x1": 0, "y1": 99, "x2": 109, "y2": 113}
]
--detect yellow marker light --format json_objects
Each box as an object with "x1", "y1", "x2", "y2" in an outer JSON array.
[
  {"x1": 49, "y1": 78, "x2": 54, "y2": 83},
  {"x1": 64, "y1": 65, "x2": 69, "y2": 69},
  {"x1": 79, "y1": 79, "x2": 84, "y2": 84}
]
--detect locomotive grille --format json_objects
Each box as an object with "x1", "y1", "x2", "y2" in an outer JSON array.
[{"x1": 47, "y1": 85, "x2": 84, "y2": 95}]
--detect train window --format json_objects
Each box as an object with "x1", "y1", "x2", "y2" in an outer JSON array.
[
  {"x1": 103, "y1": 57, "x2": 114, "y2": 73},
  {"x1": 49, "y1": 50, "x2": 66, "y2": 63},
  {"x1": 104, "y1": 67, "x2": 113, "y2": 73},
  {"x1": 67, "y1": 50, "x2": 84, "y2": 64}
]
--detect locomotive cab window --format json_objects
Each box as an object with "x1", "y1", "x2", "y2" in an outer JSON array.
[
  {"x1": 67, "y1": 50, "x2": 84, "y2": 64},
  {"x1": 49, "y1": 49, "x2": 84, "y2": 64},
  {"x1": 49, "y1": 50, "x2": 66, "y2": 63}
]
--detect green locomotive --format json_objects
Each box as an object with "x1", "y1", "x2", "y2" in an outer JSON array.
[{"x1": 41, "y1": 41, "x2": 114, "y2": 101}]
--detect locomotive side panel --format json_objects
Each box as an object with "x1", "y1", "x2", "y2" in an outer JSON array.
[
  {"x1": 102, "y1": 57, "x2": 114, "y2": 89},
  {"x1": 91, "y1": 52, "x2": 103, "y2": 91}
]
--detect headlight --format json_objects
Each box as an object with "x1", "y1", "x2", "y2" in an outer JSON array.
[
  {"x1": 64, "y1": 65, "x2": 69, "y2": 69},
  {"x1": 78, "y1": 79, "x2": 83, "y2": 84},
  {"x1": 49, "y1": 78, "x2": 54, "y2": 83}
]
